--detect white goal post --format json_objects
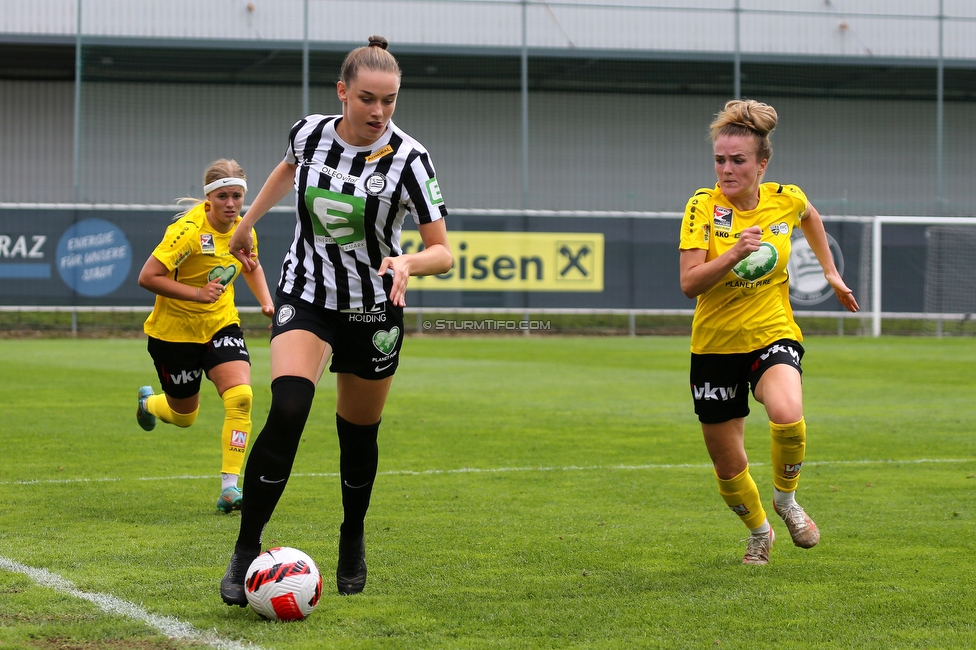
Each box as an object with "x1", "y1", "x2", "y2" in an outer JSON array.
[{"x1": 870, "y1": 216, "x2": 976, "y2": 337}]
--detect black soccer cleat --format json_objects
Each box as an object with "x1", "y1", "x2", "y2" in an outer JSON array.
[
  {"x1": 220, "y1": 548, "x2": 259, "y2": 607},
  {"x1": 336, "y1": 533, "x2": 367, "y2": 596}
]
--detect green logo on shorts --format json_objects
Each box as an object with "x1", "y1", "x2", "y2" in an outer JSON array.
[{"x1": 372, "y1": 327, "x2": 400, "y2": 355}]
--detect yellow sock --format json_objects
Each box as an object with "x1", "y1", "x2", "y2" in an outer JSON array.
[
  {"x1": 145, "y1": 393, "x2": 197, "y2": 428},
  {"x1": 220, "y1": 384, "x2": 252, "y2": 477},
  {"x1": 716, "y1": 466, "x2": 767, "y2": 530},
  {"x1": 770, "y1": 418, "x2": 806, "y2": 493}
]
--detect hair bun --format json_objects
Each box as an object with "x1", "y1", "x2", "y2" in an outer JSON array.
[{"x1": 367, "y1": 35, "x2": 389, "y2": 50}]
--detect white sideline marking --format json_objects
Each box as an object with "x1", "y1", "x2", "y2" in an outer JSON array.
[
  {"x1": 0, "y1": 556, "x2": 261, "y2": 650},
  {"x1": 3, "y1": 457, "x2": 973, "y2": 486}
]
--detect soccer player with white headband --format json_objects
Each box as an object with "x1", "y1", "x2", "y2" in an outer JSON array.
[{"x1": 135, "y1": 159, "x2": 275, "y2": 514}]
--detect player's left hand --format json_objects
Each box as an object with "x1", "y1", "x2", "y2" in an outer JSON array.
[
  {"x1": 260, "y1": 303, "x2": 275, "y2": 329},
  {"x1": 826, "y1": 272, "x2": 859, "y2": 313},
  {"x1": 379, "y1": 257, "x2": 410, "y2": 307}
]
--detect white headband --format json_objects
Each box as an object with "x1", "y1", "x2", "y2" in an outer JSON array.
[{"x1": 204, "y1": 177, "x2": 247, "y2": 194}]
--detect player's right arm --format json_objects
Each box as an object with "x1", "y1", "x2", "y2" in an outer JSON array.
[
  {"x1": 678, "y1": 231, "x2": 760, "y2": 299},
  {"x1": 678, "y1": 192, "x2": 762, "y2": 298},
  {"x1": 678, "y1": 220, "x2": 762, "y2": 298},
  {"x1": 138, "y1": 255, "x2": 223, "y2": 303},
  {"x1": 230, "y1": 160, "x2": 297, "y2": 271}
]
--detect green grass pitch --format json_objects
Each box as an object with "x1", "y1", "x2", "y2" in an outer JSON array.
[{"x1": 0, "y1": 335, "x2": 974, "y2": 649}]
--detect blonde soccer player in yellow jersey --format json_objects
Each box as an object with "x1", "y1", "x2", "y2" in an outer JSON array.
[
  {"x1": 136, "y1": 159, "x2": 275, "y2": 513},
  {"x1": 678, "y1": 100, "x2": 859, "y2": 565}
]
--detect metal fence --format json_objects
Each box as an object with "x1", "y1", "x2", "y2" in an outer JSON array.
[
  {"x1": 3, "y1": 1, "x2": 976, "y2": 214},
  {"x1": 4, "y1": 2, "x2": 976, "y2": 336}
]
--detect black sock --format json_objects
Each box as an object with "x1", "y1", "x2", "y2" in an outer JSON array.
[
  {"x1": 236, "y1": 376, "x2": 315, "y2": 551},
  {"x1": 336, "y1": 413, "x2": 380, "y2": 540}
]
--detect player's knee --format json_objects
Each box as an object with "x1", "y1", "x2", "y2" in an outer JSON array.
[
  {"x1": 269, "y1": 376, "x2": 315, "y2": 428},
  {"x1": 169, "y1": 407, "x2": 198, "y2": 428},
  {"x1": 222, "y1": 384, "x2": 253, "y2": 418},
  {"x1": 770, "y1": 417, "x2": 806, "y2": 441}
]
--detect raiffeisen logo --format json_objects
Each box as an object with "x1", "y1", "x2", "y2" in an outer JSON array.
[{"x1": 402, "y1": 232, "x2": 604, "y2": 291}]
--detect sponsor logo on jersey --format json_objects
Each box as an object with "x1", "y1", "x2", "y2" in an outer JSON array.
[
  {"x1": 364, "y1": 172, "x2": 387, "y2": 196},
  {"x1": 200, "y1": 233, "x2": 215, "y2": 254},
  {"x1": 713, "y1": 206, "x2": 733, "y2": 230},
  {"x1": 174, "y1": 246, "x2": 192, "y2": 267},
  {"x1": 230, "y1": 430, "x2": 247, "y2": 449},
  {"x1": 426, "y1": 178, "x2": 444, "y2": 205},
  {"x1": 365, "y1": 144, "x2": 394, "y2": 162},
  {"x1": 275, "y1": 304, "x2": 296, "y2": 326},
  {"x1": 768, "y1": 222, "x2": 790, "y2": 235},
  {"x1": 731, "y1": 242, "x2": 778, "y2": 282},
  {"x1": 321, "y1": 165, "x2": 360, "y2": 185},
  {"x1": 208, "y1": 264, "x2": 236, "y2": 285},
  {"x1": 314, "y1": 234, "x2": 366, "y2": 251},
  {"x1": 305, "y1": 187, "x2": 368, "y2": 252}
]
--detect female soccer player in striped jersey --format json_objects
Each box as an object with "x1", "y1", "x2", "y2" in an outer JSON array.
[
  {"x1": 135, "y1": 159, "x2": 275, "y2": 513},
  {"x1": 678, "y1": 99, "x2": 859, "y2": 565},
  {"x1": 220, "y1": 35, "x2": 452, "y2": 605}
]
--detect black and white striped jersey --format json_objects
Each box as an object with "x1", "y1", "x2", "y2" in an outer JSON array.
[{"x1": 277, "y1": 114, "x2": 447, "y2": 310}]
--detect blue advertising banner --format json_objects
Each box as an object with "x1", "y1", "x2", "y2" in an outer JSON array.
[{"x1": 0, "y1": 207, "x2": 917, "y2": 313}]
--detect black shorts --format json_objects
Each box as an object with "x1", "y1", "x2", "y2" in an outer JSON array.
[
  {"x1": 271, "y1": 291, "x2": 405, "y2": 380},
  {"x1": 147, "y1": 324, "x2": 251, "y2": 399},
  {"x1": 689, "y1": 339, "x2": 804, "y2": 424}
]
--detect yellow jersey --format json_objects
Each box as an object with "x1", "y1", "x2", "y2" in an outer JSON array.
[
  {"x1": 143, "y1": 202, "x2": 258, "y2": 343},
  {"x1": 679, "y1": 182, "x2": 807, "y2": 355}
]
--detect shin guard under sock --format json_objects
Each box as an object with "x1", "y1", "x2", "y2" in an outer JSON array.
[
  {"x1": 236, "y1": 376, "x2": 315, "y2": 550},
  {"x1": 220, "y1": 384, "x2": 253, "y2": 477},
  {"x1": 716, "y1": 466, "x2": 767, "y2": 530},
  {"x1": 146, "y1": 393, "x2": 197, "y2": 428},
  {"x1": 770, "y1": 417, "x2": 807, "y2": 493},
  {"x1": 336, "y1": 413, "x2": 380, "y2": 540}
]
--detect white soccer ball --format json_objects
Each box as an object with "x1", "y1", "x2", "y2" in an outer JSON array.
[{"x1": 244, "y1": 546, "x2": 322, "y2": 621}]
